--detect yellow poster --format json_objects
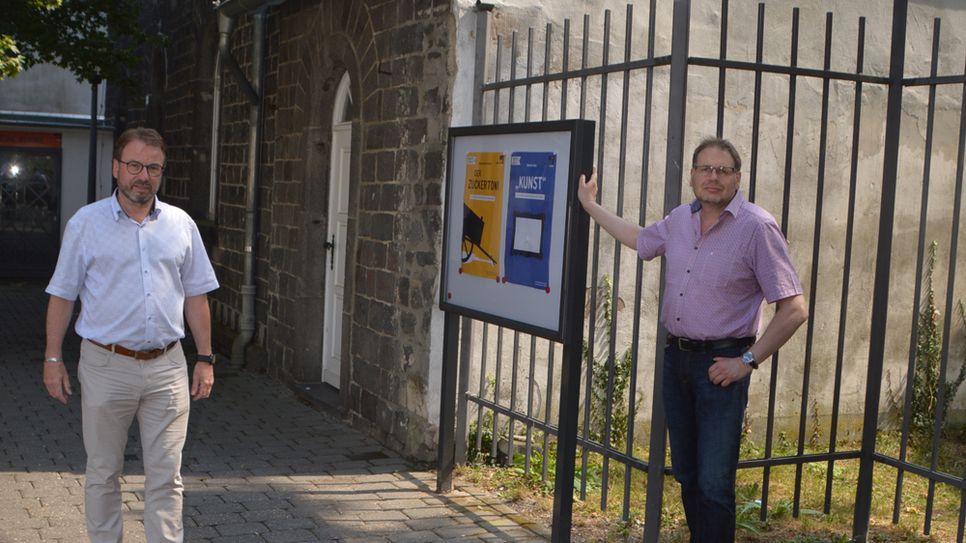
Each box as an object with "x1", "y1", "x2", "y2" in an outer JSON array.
[{"x1": 461, "y1": 152, "x2": 505, "y2": 280}]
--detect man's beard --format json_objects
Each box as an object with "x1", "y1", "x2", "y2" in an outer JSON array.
[{"x1": 120, "y1": 182, "x2": 156, "y2": 205}]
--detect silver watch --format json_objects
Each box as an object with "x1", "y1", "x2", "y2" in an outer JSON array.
[{"x1": 741, "y1": 350, "x2": 758, "y2": 370}]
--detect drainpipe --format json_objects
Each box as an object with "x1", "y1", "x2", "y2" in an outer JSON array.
[
  {"x1": 208, "y1": 51, "x2": 221, "y2": 220},
  {"x1": 216, "y1": 5, "x2": 266, "y2": 369}
]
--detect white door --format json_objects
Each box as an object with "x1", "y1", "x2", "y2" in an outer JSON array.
[{"x1": 322, "y1": 74, "x2": 352, "y2": 388}]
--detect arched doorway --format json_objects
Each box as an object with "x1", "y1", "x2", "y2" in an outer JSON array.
[{"x1": 322, "y1": 72, "x2": 353, "y2": 388}]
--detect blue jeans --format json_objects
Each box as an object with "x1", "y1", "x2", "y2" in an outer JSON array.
[{"x1": 663, "y1": 344, "x2": 749, "y2": 543}]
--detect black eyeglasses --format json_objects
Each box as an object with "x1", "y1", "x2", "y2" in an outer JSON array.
[{"x1": 118, "y1": 159, "x2": 165, "y2": 178}]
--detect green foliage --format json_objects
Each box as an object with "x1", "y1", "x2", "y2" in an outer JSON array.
[
  {"x1": 911, "y1": 242, "x2": 966, "y2": 444},
  {"x1": 467, "y1": 410, "x2": 496, "y2": 463},
  {"x1": 0, "y1": 0, "x2": 160, "y2": 88},
  {"x1": 735, "y1": 482, "x2": 823, "y2": 535},
  {"x1": 510, "y1": 444, "x2": 555, "y2": 495},
  {"x1": 584, "y1": 274, "x2": 637, "y2": 448}
]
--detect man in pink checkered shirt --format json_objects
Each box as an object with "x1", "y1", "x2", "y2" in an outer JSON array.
[{"x1": 577, "y1": 137, "x2": 808, "y2": 543}]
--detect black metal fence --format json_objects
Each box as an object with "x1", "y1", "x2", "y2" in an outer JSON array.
[{"x1": 447, "y1": 0, "x2": 966, "y2": 541}]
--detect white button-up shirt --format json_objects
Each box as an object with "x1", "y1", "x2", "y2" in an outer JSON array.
[{"x1": 46, "y1": 193, "x2": 219, "y2": 350}]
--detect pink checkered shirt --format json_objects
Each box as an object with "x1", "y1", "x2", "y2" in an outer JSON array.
[{"x1": 636, "y1": 191, "x2": 803, "y2": 340}]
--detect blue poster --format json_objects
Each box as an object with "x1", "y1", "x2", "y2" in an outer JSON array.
[{"x1": 503, "y1": 151, "x2": 555, "y2": 291}]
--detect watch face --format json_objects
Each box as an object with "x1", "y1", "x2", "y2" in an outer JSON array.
[{"x1": 742, "y1": 351, "x2": 755, "y2": 364}]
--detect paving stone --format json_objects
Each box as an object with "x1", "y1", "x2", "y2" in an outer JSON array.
[
  {"x1": 261, "y1": 528, "x2": 318, "y2": 542},
  {"x1": 0, "y1": 282, "x2": 548, "y2": 543},
  {"x1": 213, "y1": 520, "x2": 268, "y2": 536},
  {"x1": 0, "y1": 529, "x2": 43, "y2": 542},
  {"x1": 388, "y1": 530, "x2": 444, "y2": 542}
]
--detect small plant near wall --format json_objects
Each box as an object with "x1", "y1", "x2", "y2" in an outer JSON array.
[{"x1": 910, "y1": 241, "x2": 966, "y2": 446}]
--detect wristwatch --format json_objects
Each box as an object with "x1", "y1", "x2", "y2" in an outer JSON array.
[
  {"x1": 196, "y1": 353, "x2": 216, "y2": 365},
  {"x1": 741, "y1": 350, "x2": 758, "y2": 370}
]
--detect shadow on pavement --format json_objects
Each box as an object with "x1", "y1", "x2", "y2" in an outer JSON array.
[{"x1": 0, "y1": 281, "x2": 548, "y2": 542}]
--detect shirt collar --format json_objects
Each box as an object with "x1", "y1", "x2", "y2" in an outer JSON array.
[
  {"x1": 689, "y1": 190, "x2": 746, "y2": 217},
  {"x1": 110, "y1": 190, "x2": 162, "y2": 221}
]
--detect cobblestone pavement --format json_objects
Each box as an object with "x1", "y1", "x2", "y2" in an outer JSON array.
[{"x1": 0, "y1": 281, "x2": 549, "y2": 543}]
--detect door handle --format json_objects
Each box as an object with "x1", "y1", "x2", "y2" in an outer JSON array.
[{"x1": 324, "y1": 235, "x2": 335, "y2": 270}]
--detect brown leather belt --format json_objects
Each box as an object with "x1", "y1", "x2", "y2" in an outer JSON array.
[{"x1": 88, "y1": 339, "x2": 177, "y2": 360}]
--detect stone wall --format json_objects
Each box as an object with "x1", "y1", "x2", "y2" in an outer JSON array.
[{"x1": 134, "y1": 0, "x2": 455, "y2": 461}]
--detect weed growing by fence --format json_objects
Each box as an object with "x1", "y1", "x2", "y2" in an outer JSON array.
[{"x1": 911, "y1": 241, "x2": 966, "y2": 446}]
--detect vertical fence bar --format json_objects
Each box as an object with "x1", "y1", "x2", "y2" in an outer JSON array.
[
  {"x1": 853, "y1": 0, "x2": 908, "y2": 540},
  {"x1": 525, "y1": 27, "x2": 533, "y2": 123},
  {"x1": 521, "y1": 26, "x2": 537, "y2": 478},
  {"x1": 779, "y1": 7, "x2": 798, "y2": 235},
  {"x1": 748, "y1": 3, "x2": 765, "y2": 202},
  {"x1": 827, "y1": 14, "x2": 865, "y2": 516},
  {"x1": 456, "y1": 321, "x2": 473, "y2": 465},
  {"x1": 581, "y1": 8, "x2": 610, "y2": 502},
  {"x1": 715, "y1": 0, "x2": 729, "y2": 137},
  {"x1": 543, "y1": 340, "x2": 556, "y2": 482},
  {"x1": 580, "y1": 13, "x2": 589, "y2": 120},
  {"x1": 644, "y1": 1, "x2": 691, "y2": 541},
  {"x1": 550, "y1": 121, "x2": 594, "y2": 543},
  {"x1": 436, "y1": 312, "x2": 460, "y2": 492},
  {"x1": 472, "y1": 3, "x2": 491, "y2": 127},
  {"x1": 762, "y1": 5, "x2": 800, "y2": 523},
  {"x1": 491, "y1": 327, "x2": 503, "y2": 461},
  {"x1": 525, "y1": 335, "x2": 537, "y2": 474},
  {"x1": 459, "y1": 0, "x2": 492, "y2": 467},
  {"x1": 622, "y1": 0, "x2": 658, "y2": 524},
  {"x1": 598, "y1": 4, "x2": 634, "y2": 513},
  {"x1": 474, "y1": 324, "x2": 490, "y2": 456},
  {"x1": 492, "y1": 35, "x2": 503, "y2": 124},
  {"x1": 929, "y1": 21, "x2": 964, "y2": 536},
  {"x1": 894, "y1": 17, "x2": 940, "y2": 532},
  {"x1": 508, "y1": 31, "x2": 518, "y2": 123},
  {"x1": 508, "y1": 331, "x2": 520, "y2": 466},
  {"x1": 543, "y1": 23, "x2": 552, "y2": 122},
  {"x1": 793, "y1": 11, "x2": 832, "y2": 518},
  {"x1": 956, "y1": 53, "x2": 966, "y2": 543},
  {"x1": 560, "y1": 19, "x2": 570, "y2": 120}
]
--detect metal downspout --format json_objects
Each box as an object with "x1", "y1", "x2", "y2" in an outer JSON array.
[
  {"x1": 217, "y1": 8, "x2": 266, "y2": 369},
  {"x1": 209, "y1": 50, "x2": 221, "y2": 220}
]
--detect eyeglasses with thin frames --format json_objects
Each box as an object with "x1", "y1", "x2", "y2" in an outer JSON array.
[
  {"x1": 693, "y1": 164, "x2": 739, "y2": 176},
  {"x1": 117, "y1": 159, "x2": 165, "y2": 178}
]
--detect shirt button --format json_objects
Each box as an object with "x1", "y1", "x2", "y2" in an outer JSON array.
[
  {"x1": 675, "y1": 317, "x2": 680, "y2": 321},
  {"x1": 693, "y1": 246, "x2": 698, "y2": 250},
  {"x1": 686, "y1": 269, "x2": 690, "y2": 273},
  {"x1": 679, "y1": 293, "x2": 683, "y2": 296}
]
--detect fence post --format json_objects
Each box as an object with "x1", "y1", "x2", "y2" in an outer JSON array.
[
  {"x1": 454, "y1": 2, "x2": 492, "y2": 467},
  {"x1": 437, "y1": 311, "x2": 461, "y2": 493},
  {"x1": 643, "y1": 1, "x2": 690, "y2": 542},
  {"x1": 852, "y1": 0, "x2": 908, "y2": 540}
]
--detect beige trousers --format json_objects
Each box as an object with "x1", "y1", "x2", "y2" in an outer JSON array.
[{"x1": 78, "y1": 339, "x2": 190, "y2": 543}]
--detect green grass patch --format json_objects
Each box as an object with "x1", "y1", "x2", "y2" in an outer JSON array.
[{"x1": 457, "y1": 429, "x2": 964, "y2": 542}]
